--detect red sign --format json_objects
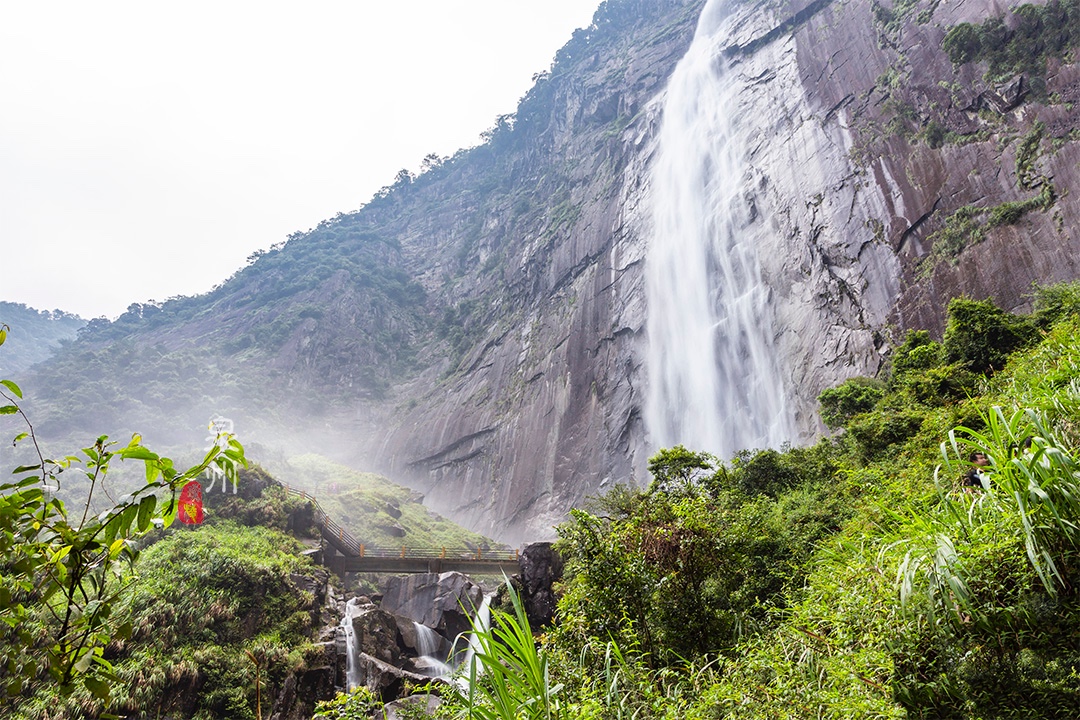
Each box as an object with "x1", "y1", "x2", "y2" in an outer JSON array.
[{"x1": 178, "y1": 480, "x2": 204, "y2": 525}]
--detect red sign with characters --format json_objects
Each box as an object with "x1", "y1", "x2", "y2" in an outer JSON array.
[{"x1": 178, "y1": 480, "x2": 204, "y2": 525}]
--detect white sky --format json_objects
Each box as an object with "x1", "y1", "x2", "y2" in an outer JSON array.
[{"x1": 0, "y1": 1, "x2": 601, "y2": 319}]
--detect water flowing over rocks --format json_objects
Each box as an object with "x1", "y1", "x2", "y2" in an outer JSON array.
[
  {"x1": 380, "y1": 572, "x2": 485, "y2": 651},
  {"x1": 372, "y1": 0, "x2": 1080, "y2": 541},
  {"x1": 316, "y1": 571, "x2": 500, "y2": 706}
]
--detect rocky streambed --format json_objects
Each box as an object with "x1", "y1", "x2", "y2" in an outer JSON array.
[{"x1": 269, "y1": 543, "x2": 563, "y2": 719}]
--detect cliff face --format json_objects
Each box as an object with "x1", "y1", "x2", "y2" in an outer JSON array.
[
  {"x1": 368, "y1": 0, "x2": 708, "y2": 541},
  {"x1": 380, "y1": 0, "x2": 1080, "y2": 542},
  {"x1": 28, "y1": 0, "x2": 1080, "y2": 543}
]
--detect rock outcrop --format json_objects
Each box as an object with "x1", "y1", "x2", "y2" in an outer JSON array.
[
  {"x1": 517, "y1": 542, "x2": 564, "y2": 628},
  {"x1": 371, "y1": 0, "x2": 1080, "y2": 541},
  {"x1": 380, "y1": 572, "x2": 485, "y2": 651}
]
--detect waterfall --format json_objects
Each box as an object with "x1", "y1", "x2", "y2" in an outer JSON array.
[
  {"x1": 413, "y1": 621, "x2": 453, "y2": 677},
  {"x1": 341, "y1": 598, "x2": 362, "y2": 691},
  {"x1": 645, "y1": 0, "x2": 794, "y2": 458},
  {"x1": 455, "y1": 594, "x2": 492, "y2": 688}
]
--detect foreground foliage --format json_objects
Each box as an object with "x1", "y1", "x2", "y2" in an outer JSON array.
[
  {"x1": 426, "y1": 284, "x2": 1080, "y2": 720},
  {"x1": 0, "y1": 325, "x2": 248, "y2": 712}
]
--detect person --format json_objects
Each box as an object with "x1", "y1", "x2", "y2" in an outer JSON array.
[{"x1": 963, "y1": 451, "x2": 990, "y2": 492}]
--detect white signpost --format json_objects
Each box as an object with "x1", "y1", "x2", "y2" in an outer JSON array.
[{"x1": 204, "y1": 415, "x2": 237, "y2": 494}]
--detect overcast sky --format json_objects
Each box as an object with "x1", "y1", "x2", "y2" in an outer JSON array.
[{"x1": 0, "y1": 1, "x2": 601, "y2": 320}]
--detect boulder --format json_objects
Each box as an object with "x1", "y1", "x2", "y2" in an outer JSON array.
[
  {"x1": 378, "y1": 523, "x2": 407, "y2": 538},
  {"x1": 352, "y1": 652, "x2": 437, "y2": 702},
  {"x1": 345, "y1": 597, "x2": 403, "y2": 667},
  {"x1": 380, "y1": 572, "x2": 484, "y2": 647},
  {"x1": 268, "y1": 641, "x2": 337, "y2": 720},
  {"x1": 518, "y1": 542, "x2": 564, "y2": 628}
]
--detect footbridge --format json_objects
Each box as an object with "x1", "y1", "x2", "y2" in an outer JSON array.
[{"x1": 284, "y1": 485, "x2": 522, "y2": 576}]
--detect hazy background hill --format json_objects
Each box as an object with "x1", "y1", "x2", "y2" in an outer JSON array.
[{"x1": 0, "y1": 302, "x2": 84, "y2": 375}]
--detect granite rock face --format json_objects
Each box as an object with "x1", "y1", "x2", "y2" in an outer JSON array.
[
  {"x1": 380, "y1": 572, "x2": 485, "y2": 648},
  {"x1": 518, "y1": 542, "x2": 565, "y2": 628},
  {"x1": 371, "y1": 0, "x2": 1080, "y2": 542}
]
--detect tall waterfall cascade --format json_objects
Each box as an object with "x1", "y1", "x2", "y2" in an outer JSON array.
[{"x1": 646, "y1": 0, "x2": 796, "y2": 457}]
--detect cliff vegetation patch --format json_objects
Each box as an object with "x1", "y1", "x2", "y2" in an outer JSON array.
[{"x1": 943, "y1": 0, "x2": 1080, "y2": 98}]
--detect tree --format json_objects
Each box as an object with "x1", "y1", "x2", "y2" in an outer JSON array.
[
  {"x1": 646, "y1": 445, "x2": 717, "y2": 493},
  {"x1": 817, "y1": 376, "x2": 886, "y2": 429},
  {"x1": 0, "y1": 324, "x2": 247, "y2": 708},
  {"x1": 942, "y1": 297, "x2": 1038, "y2": 374}
]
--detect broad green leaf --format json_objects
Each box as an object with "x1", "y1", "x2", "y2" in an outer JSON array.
[
  {"x1": 0, "y1": 327, "x2": 6, "y2": 346},
  {"x1": 120, "y1": 446, "x2": 158, "y2": 461},
  {"x1": 51, "y1": 545, "x2": 72, "y2": 564},
  {"x1": 118, "y1": 504, "x2": 138, "y2": 536},
  {"x1": 0, "y1": 405, "x2": 18, "y2": 415},
  {"x1": 12, "y1": 432, "x2": 28, "y2": 444},
  {"x1": 83, "y1": 675, "x2": 111, "y2": 701},
  {"x1": 103, "y1": 513, "x2": 120, "y2": 546},
  {"x1": 136, "y1": 494, "x2": 156, "y2": 532},
  {"x1": 0, "y1": 379, "x2": 22, "y2": 398},
  {"x1": 109, "y1": 537, "x2": 127, "y2": 558}
]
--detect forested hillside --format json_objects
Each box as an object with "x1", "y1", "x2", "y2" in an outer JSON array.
[{"x1": 0, "y1": 302, "x2": 83, "y2": 375}]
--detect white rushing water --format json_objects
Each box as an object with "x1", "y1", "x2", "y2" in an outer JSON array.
[
  {"x1": 455, "y1": 595, "x2": 492, "y2": 688},
  {"x1": 413, "y1": 621, "x2": 453, "y2": 677},
  {"x1": 646, "y1": 0, "x2": 794, "y2": 457},
  {"x1": 341, "y1": 598, "x2": 363, "y2": 691}
]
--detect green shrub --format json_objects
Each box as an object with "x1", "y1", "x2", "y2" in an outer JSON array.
[
  {"x1": 1032, "y1": 280, "x2": 1080, "y2": 328},
  {"x1": 818, "y1": 376, "x2": 887, "y2": 429},
  {"x1": 730, "y1": 447, "x2": 801, "y2": 497},
  {"x1": 902, "y1": 363, "x2": 980, "y2": 406},
  {"x1": 846, "y1": 408, "x2": 926, "y2": 460},
  {"x1": 942, "y1": 297, "x2": 1039, "y2": 374},
  {"x1": 942, "y1": 22, "x2": 982, "y2": 64}
]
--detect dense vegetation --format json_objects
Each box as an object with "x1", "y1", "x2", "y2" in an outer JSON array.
[
  {"x1": 7, "y1": 273, "x2": 1080, "y2": 719},
  {"x1": 10, "y1": 522, "x2": 324, "y2": 720},
  {"x1": 403, "y1": 283, "x2": 1080, "y2": 720},
  {"x1": 943, "y1": 0, "x2": 1080, "y2": 96},
  {"x1": 1, "y1": 312, "x2": 497, "y2": 719}
]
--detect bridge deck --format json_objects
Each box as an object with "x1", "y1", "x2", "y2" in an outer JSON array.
[{"x1": 329, "y1": 555, "x2": 520, "y2": 576}]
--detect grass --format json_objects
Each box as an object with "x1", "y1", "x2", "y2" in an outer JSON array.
[{"x1": 265, "y1": 453, "x2": 500, "y2": 552}]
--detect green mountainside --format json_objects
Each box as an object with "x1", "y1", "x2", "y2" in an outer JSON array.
[
  {"x1": 11, "y1": 0, "x2": 709, "y2": 545},
  {"x1": 0, "y1": 302, "x2": 84, "y2": 375},
  {"x1": 9, "y1": 283, "x2": 1077, "y2": 719},
  {"x1": 262, "y1": 454, "x2": 500, "y2": 553}
]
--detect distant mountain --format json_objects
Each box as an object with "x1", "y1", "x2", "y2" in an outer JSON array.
[
  {"x1": 0, "y1": 302, "x2": 84, "y2": 375},
  {"x1": 17, "y1": 0, "x2": 1080, "y2": 544}
]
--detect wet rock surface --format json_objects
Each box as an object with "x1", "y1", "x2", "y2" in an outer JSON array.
[
  {"x1": 380, "y1": 572, "x2": 484, "y2": 649},
  {"x1": 518, "y1": 542, "x2": 564, "y2": 628}
]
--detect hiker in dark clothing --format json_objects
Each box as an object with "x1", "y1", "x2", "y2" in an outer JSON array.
[{"x1": 963, "y1": 451, "x2": 991, "y2": 492}]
